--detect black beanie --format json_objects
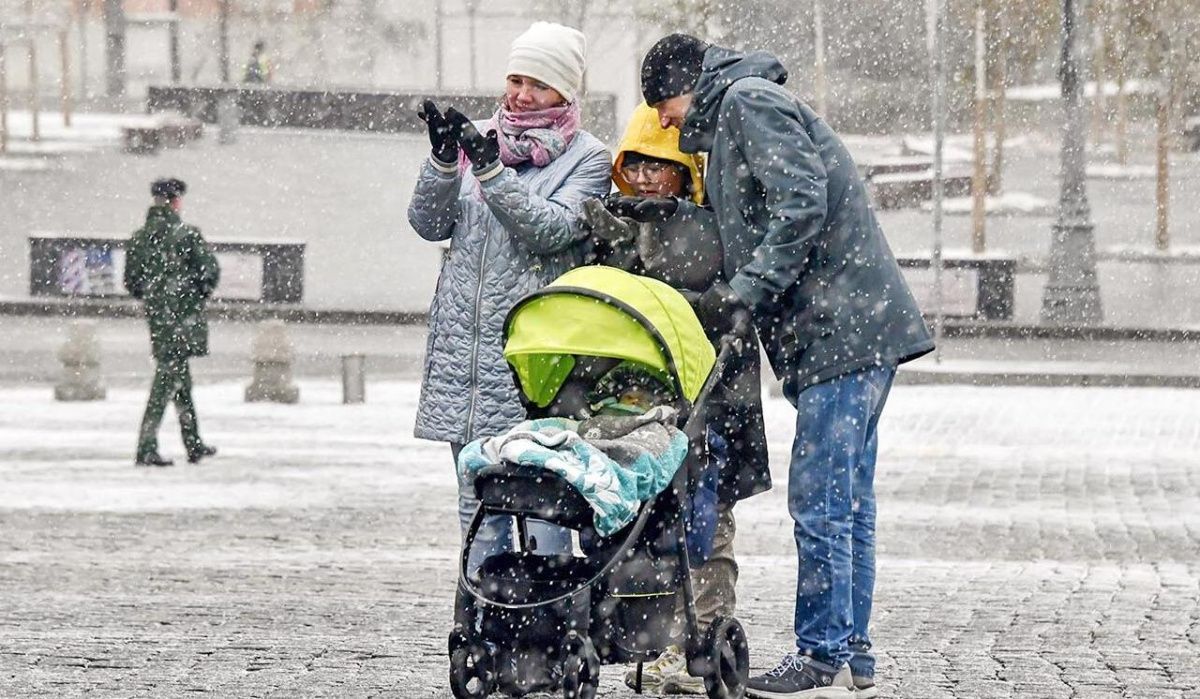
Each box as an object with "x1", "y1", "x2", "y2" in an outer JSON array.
[
  {"x1": 151, "y1": 177, "x2": 187, "y2": 199},
  {"x1": 641, "y1": 33, "x2": 710, "y2": 105}
]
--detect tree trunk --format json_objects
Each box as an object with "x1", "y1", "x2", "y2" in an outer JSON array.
[
  {"x1": 59, "y1": 29, "x2": 71, "y2": 128},
  {"x1": 26, "y1": 0, "x2": 39, "y2": 142},
  {"x1": 989, "y1": 9, "x2": 1007, "y2": 196},
  {"x1": 218, "y1": 0, "x2": 230, "y2": 84},
  {"x1": 1091, "y1": 24, "x2": 1107, "y2": 147},
  {"x1": 168, "y1": 0, "x2": 180, "y2": 83},
  {"x1": 971, "y1": 3, "x2": 987, "y2": 253},
  {"x1": 1155, "y1": 69, "x2": 1171, "y2": 251},
  {"x1": 0, "y1": 42, "x2": 8, "y2": 154},
  {"x1": 1113, "y1": 6, "x2": 1129, "y2": 166},
  {"x1": 103, "y1": 0, "x2": 125, "y2": 97}
]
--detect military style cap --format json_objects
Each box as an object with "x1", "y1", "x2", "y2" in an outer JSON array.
[{"x1": 151, "y1": 178, "x2": 188, "y2": 199}]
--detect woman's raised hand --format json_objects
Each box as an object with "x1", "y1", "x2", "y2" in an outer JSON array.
[
  {"x1": 417, "y1": 100, "x2": 459, "y2": 164},
  {"x1": 445, "y1": 108, "x2": 501, "y2": 171}
]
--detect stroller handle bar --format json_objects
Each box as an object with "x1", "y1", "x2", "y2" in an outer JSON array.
[{"x1": 680, "y1": 332, "x2": 741, "y2": 440}]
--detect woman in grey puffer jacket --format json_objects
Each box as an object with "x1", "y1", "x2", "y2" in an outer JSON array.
[{"x1": 406, "y1": 22, "x2": 611, "y2": 564}]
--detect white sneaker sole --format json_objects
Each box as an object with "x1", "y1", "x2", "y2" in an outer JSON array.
[
  {"x1": 747, "y1": 687, "x2": 855, "y2": 699},
  {"x1": 854, "y1": 686, "x2": 879, "y2": 699},
  {"x1": 624, "y1": 676, "x2": 664, "y2": 693}
]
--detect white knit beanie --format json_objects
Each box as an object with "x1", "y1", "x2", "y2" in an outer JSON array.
[{"x1": 505, "y1": 22, "x2": 587, "y2": 104}]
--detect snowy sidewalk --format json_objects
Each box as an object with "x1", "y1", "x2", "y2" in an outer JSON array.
[{"x1": 0, "y1": 381, "x2": 1198, "y2": 697}]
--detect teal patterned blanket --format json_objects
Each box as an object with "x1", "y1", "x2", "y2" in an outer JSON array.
[{"x1": 458, "y1": 407, "x2": 688, "y2": 537}]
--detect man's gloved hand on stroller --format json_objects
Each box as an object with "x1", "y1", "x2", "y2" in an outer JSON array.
[
  {"x1": 693, "y1": 281, "x2": 752, "y2": 338},
  {"x1": 579, "y1": 198, "x2": 640, "y2": 270}
]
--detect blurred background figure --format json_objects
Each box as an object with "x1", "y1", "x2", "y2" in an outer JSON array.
[
  {"x1": 243, "y1": 39, "x2": 273, "y2": 84},
  {"x1": 123, "y1": 178, "x2": 221, "y2": 467}
]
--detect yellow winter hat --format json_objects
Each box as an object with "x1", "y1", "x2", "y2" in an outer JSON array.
[{"x1": 613, "y1": 102, "x2": 705, "y2": 205}]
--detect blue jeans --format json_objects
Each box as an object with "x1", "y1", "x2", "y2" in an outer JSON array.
[
  {"x1": 786, "y1": 365, "x2": 895, "y2": 677},
  {"x1": 451, "y1": 444, "x2": 572, "y2": 575}
]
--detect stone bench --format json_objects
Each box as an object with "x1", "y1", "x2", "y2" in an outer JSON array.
[
  {"x1": 896, "y1": 253, "x2": 1016, "y2": 321},
  {"x1": 122, "y1": 125, "x2": 162, "y2": 155},
  {"x1": 121, "y1": 114, "x2": 204, "y2": 155},
  {"x1": 28, "y1": 232, "x2": 305, "y2": 304},
  {"x1": 859, "y1": 153, "x2": 983, "y2": 210},
  {"x1": 869, "y1": 168, "x2": 975, "y2": 210}
]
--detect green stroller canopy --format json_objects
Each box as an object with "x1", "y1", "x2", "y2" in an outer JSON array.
[{"x1": 504, "y1": 266, "x2": 717, "y2": 408}]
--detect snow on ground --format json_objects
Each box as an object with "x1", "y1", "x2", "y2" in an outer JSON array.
[
  {"x1": 1006, "y1": 79, "x2": 1159, "y2": 102},
  {"x1": 0, "y1": 380, "x2": 435, "y2": 512},
  {"x1": 1086, "y1": 163, "x2": 1157, "y2": 180},
  {"x1": 3, "y1": 378, "x2": 1198, "y2": 515},
  {"x1": 1, "y1": 110, "x2": 159, "y2": 144},
  {"x1": 0, "y1": 157, "x2": 57, "y2": 172},
  {"x1": 921, "y1": 191, "x2": 1053, "y2": 216},
  {"x1": 1099, "y1": 243, "x2": 1200, "y2": 262}
]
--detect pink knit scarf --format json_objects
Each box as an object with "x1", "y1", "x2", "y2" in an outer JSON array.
[{"x1": 459, "y1": 100, "x2": 581, "y2": 171}]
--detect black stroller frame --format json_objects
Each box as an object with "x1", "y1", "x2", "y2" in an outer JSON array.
[{"x1": 448, "y1": 286, "x2": 750, "y2": 699}]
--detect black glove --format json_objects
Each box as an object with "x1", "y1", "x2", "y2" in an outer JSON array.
[
  {"x1": 417, "y1": 100, "x2": 458, "y2": 164},
  {"x1": 630, "y1": 197, "x2": 679, "y2": 222},
  {"x1": 604, "y1": 195, "x2": 679, "y2": 223},
  {"x1": 695, "y1": 282, "x2": 750, "y2": 336},
  {"x1": 603, "y1": 193, "x2": 642, "y2": 219},
  {"x1": 445, "y1": 107, "x2": 500, "y2": 171},
  {"x1": 581, "y1": 198, "x2": 635, "y2": 244}
]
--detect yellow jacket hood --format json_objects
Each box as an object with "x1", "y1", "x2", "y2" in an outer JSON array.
[{"x1": 613, "y1": 103, "x2": 705, "y2": 204}]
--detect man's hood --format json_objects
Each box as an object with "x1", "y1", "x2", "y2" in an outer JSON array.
[{"x1": 679, "y1": 46, "x2": 789, "y2": 154}]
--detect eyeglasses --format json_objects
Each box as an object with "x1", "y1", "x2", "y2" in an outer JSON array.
[{"x1": 620, "y1": 162, "x2": 673, "y2": 180}]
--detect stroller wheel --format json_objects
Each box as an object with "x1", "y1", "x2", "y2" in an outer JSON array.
[
  {"x1": 561, "y1": 632, "x2": 600, "y2": 699},
  {"x1": 700, "y1": 616, "x2": 749, "y2": 699},
  {"x1": 449, "y1": 639, "x2": 494, "y2": 699}
]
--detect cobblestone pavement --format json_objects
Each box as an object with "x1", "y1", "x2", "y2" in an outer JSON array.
[{"x1": 1, "y1": 380, "x2": 1197, "y2": 698}]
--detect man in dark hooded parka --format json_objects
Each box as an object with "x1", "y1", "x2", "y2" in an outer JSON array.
[{"x1": 640, "y1": 34, "x2": 934, "y2": 699}]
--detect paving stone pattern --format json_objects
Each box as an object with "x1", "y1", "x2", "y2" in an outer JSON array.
[{"x1": 0, "y1": 381, "x2": 1197, "y2": 698}]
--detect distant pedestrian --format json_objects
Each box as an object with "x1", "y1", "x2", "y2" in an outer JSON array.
[
  {"x1": 640, "y1": 34, "x2": 934, "y2": 698},
  {"x1": 123, "y1": 178, "x2": 221, "y2": 467},
  {"x1": 407, "y1": 21, "x2": 611, "y2": 568},
  {"x1": 243, "y1": 40, "x2": 272, "y2": 84}
]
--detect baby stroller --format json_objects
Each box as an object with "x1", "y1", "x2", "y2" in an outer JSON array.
[{"x1": 449, "y1": 266, "x2": 750, "y2": 699}]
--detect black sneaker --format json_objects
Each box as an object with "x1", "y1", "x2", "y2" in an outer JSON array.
[
  {"x1": 135, "y1": 452, "x2": 173, "y2": 467},
  {"x1": 746, "y1": 653, "x2": 854, "y2": 699},
  {"x1": 187, "y1": 444, "x2": 218, "y2": 464}
]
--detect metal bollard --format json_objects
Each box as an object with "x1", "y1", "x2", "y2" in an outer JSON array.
[
  {"x1": 341, "y1": 354, "x2": 365, "y2": 404},
  {"x1": 216, "y1": 92, "x2": 240, "y2": 145},
  {"x1": 54, "y1": 320, "x2": 106, "y2": 401}
]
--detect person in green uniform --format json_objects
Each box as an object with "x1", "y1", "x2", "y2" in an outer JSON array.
[{"x1": 124, "y1": 178, "x2": 221, "y2": 467}]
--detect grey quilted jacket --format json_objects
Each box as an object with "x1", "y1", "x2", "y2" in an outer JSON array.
[{"x1": 407, "y1": 129, "x2": 612, "y2": 443}]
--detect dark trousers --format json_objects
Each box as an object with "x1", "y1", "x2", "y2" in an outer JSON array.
[{"x1": 137, "y1": 357, "x2": 201, "y2": 457}]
